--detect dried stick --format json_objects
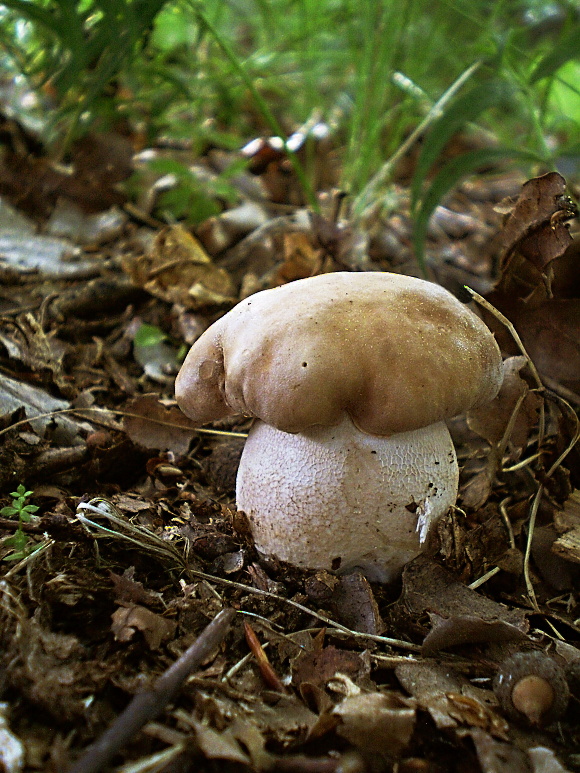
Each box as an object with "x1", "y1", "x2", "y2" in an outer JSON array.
[{"x1": 67, "y1": 607, "x2": 235, "y2": 773}]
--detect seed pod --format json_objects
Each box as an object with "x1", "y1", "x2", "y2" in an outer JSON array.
[{"x1": 493, "y1": 651, "x2": 569, "y2": 726}]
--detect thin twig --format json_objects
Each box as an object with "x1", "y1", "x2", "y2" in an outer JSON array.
[
  {"x1": 468, "y1": 566, "x2": 501, "y2": 590},
  {"x1": 0, "y1": 406, "x2": 248, "y2": 440},
  {"x1": 187, "y1": 569, "x2": 421, "y2": 652},
  {"x1": 67, "y1": 607, "x2": 235, "y2": 773},
  {"x1": 523, "y1": 485, "x2": 543, "y2": 612}
]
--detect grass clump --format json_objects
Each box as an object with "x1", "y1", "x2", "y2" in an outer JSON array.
[{"x1": 1, "y1": 0, "x2": 579, "y2": 243}]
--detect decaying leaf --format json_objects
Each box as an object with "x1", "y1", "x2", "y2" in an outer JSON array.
[
  {"x1": 515, "y1": 299, "x2": 580, "y2": 388},
  {"x1": 396, "y1": 660, "x2": 507, "y2": 736},
  {"x1": 464, "y1": 727, "x2": 530, "y2": 773},
  {"x1": 553, "y1": 490, "x2": 580, "y2": 565},
  {"x1": 292, "y1": 644, "x2": 368, "y2": 694},
  {"x1": 467, "y1": 356, "x2": 542, "y2": 455},
  {"x1": 0, "y1": 372, "x2": 91, "y2": 443},
  {"x1": 498, "y1": 171, "x2": 577, "y2": 275},
  {"x1": 334, "y1": 690, "x2": 416, "y2": 760},
  {"x1": 122, "y1": 224, "x2": 236, "y2": 309},
  {"x1": 0, "y1": 313, "x2": 72, "y2": 397},
  {"x1": 275, "y1": 230, "x2": 322, "y2": 283},
  {"x1": 398, "y1": 557, "x2": 528, "y2": 653},
  {"x1": 111, "y1": 602, "x2": 176, "y2": 649},
  {"x1": 122, "y1": 394, "x2": 197, "y2": 454}
]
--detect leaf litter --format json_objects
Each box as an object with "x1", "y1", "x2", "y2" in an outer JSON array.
[{"x1": 0, "y1": 120, "x2": 579, "y2": 773}]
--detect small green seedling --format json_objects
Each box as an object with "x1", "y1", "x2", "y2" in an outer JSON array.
[{"x1": 1, "y1": 484, "x2": 39, "y2": 561}]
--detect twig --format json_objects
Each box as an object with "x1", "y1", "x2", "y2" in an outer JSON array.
[
  {"x1": 67, "y1": 607, "x2": 235, "y2": 773},
  {"x1": 0, "y1": 407, "x2": 248, "y2": 440},
  {"x1": 468, "y1": 566, "x2": 501, "y2": 590},
  {"x1": 187, "y1": 568, "x2": 421, "y2": 652},
  {"x1": 244, "y1": 620, "x2": 288, "y2": 693},
  {"x1": 523, "y1": 485, "x2": 543, "y2": 612}
]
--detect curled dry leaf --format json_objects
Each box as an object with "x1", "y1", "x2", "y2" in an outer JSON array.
[
  {"x1": 123, "y1": 394, "x2": 196, "y2": 454},
  {"x1": 396, "y1": 661, "x2": 508, "y2": 737},
  {"x1": 398, "y1": 557, "x2": 528, "y2": 654},
  {"x1": 466, "y1": 356, "x2": 542, "y2": 455},
  {"x1": 122, "y1": 224, "x2": 236, "y2": 309},
  {"x1": 334, "y1": 691, "x2": 416, "y2": 761},
  {"x1": 498, "y1": 172, "x2": 577, "y2": 275},
  {"x1": 111, "y1": 602, "x2": 176, "y2": 650}
]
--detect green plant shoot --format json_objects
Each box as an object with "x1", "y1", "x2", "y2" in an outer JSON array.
[{"x1": 1, "y1": 483, "x2": 39, "y2": 561}]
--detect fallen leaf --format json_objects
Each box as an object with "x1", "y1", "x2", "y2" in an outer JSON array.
[
  {"x1": 122, "y1": 394, "x2": 197, "y2": 454},
  {"x1": 122, "y1": 224, "x2": 236, "y2": 309},
  {"x1": 498, "y1": 172, "x2": 576, "y2": 275},
  {"x1": 553, "y1": 490, "x2": 580, "y2": 532},
  {"x1": 515, "y1": 299, "x2": 580, "y2": 388},
  {"x1": 398, "y1": 557, "x2": 528, "y2": 654},
  {"x1": 111, "y1": 602, "x2": 176, "y2": 650},
  {"x1": 467, "y1": 356, "x2": 542, "y2": 454},
  {"x1": 396, "y1": 661, "x2": 507, "y2": 737},
  {"x1": 334, "y1": 690, "x2": 416, "y2": 760},
  {"x1": 292, "y1": 644, "x2": 367, "y2": 693},
  {"x1": 464, "y1": 727, "x2": 530, "y2": 773}
]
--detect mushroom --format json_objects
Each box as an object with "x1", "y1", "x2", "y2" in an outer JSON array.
[{"x1": 175, "y1": 271, "x2": 503, "y2": 581}]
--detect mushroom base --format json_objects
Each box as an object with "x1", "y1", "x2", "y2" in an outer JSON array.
[{"x1": 236, "y1": 417, "x2": 458, "y2": 583}]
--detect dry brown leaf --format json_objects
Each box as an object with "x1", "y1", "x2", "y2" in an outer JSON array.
[
  {"x1": 122, "y1": 224, "x2": 236, "y2": 309},
  {"x1": 467, "y1": 356, "x2": 542, "y2": 453},
  {"x1": 123, "y1": 394, "x2": 196, "y2": 454},
  {"x1": 111, "y1": 602, "x2": 176, "y2": 649},
  {"x1": 398, "y1": 557, "x2": 528, "y2": 654},
  {"x1": 275, "y1": 231, "x2": 322, "y2": 283},
  {"x1": 396, "y1": 661, "x2": 507, "y2": 737},
  {"x1": 515, "y1": 299, "x2": 580, "y2": 388},
  {"x1": 553, "y1": 489, "x2": 580, "y2": 532},
  {"x1": 334, "y1": 691, "x2": 416, "y2": 760},
  {"x1": 109, "y1": 567, "x2": 163, "y2": 606},
  {"x1": 464, "y1": 727, "x2": 530, "y2": 773},
  {"x1": 498, "y1": 172, "x2": 576, "y2": 274},
  {"x1": 292, "y1": 644, "x2": 367, "y2": 693}
]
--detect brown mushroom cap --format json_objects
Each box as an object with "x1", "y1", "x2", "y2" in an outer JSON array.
[{"x1": 175, "y1": 272, "x2": 503, "y2": 436}]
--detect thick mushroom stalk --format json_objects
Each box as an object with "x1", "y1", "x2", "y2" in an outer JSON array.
[
  {"x1": 175, "y1": 272, "x2": 503, "y2": 581},
  {"x1": 237, "y1": 417, "x2": 458, "y2": 582}
]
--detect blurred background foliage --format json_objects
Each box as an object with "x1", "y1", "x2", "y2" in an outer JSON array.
[{"x1": 0, "y1": 0, "x2": 579, "y2": 226}]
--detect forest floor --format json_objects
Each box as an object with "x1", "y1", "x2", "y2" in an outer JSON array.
[{"x1": 0, "y1": 120, "x2": 579, "y2": 773}]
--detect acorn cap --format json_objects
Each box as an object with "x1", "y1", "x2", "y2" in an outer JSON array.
[
  {"x1": 175, "y1": 272, "x2": 503, "y2": 435},
  {"x1": 493, "y1": 651, "x2": 570, "y2": 726}
]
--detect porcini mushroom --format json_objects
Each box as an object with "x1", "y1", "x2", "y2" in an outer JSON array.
[{"x1": 175, "y1": 272, "x2": 503, "y2": 581}]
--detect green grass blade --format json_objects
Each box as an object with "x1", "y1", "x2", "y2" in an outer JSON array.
[
  {"x1": 411, "y1": 79, "x2": 514, "y2": 213},
  {"x1": 412, "y1": 147, "x2": 544, "y2": 273},
  {"x1": 530, "y1": 25, "x2": 580, "y2": 84},
  {"x1": 187, "y1": 0, "x2": 319, "y2": 212}
]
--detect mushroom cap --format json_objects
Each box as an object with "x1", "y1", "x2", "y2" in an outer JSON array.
[{"x1": 175, "y1": 271, "x2": 503, "y2": 436}]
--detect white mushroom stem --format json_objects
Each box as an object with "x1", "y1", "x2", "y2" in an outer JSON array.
[{"x1": 236, "y1": 416, "x2": 459, "y2": 583}]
